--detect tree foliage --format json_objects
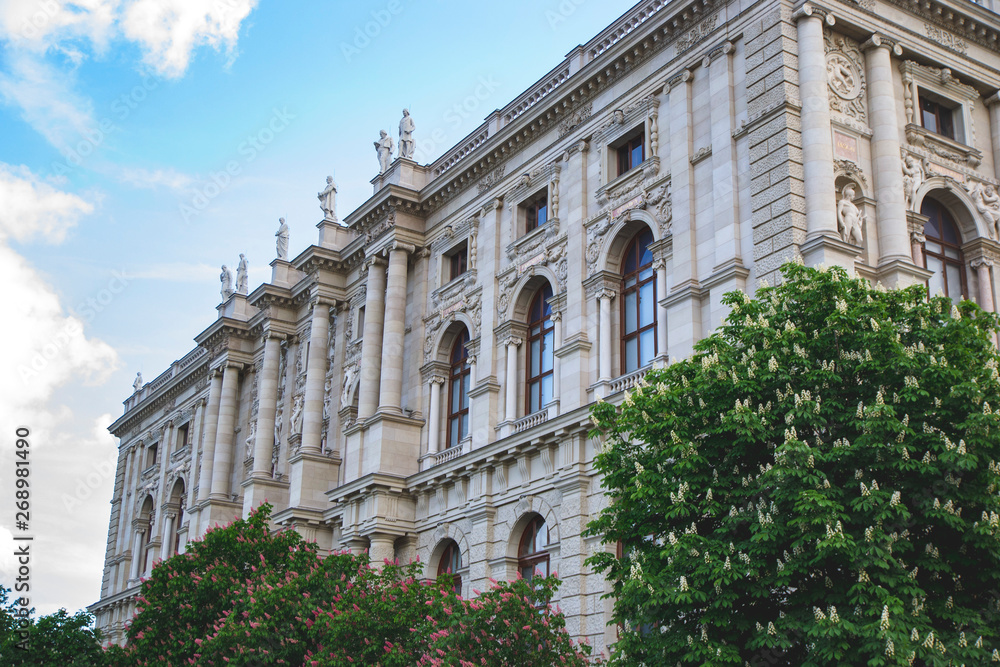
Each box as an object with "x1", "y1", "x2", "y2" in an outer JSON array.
[
  {"x1": 107, "y1": 504, "x2": 594, "y2": 666},
  {"x1": 0, "y1": 586, "x2": 104, "y2": 666},
  {"x1": 587, "y1": 263, "x2": 1000, "y2": 666}
]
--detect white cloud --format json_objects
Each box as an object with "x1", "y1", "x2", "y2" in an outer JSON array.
[
  {"x1": 0, "y1": 0, "x2": 258, "y2": 78},
  {"x1": 118, "y1": 165, "x2": 195, "y2": 191},
  {"x1": 0, "y1": 51, "x2": 97, "y2": 153},
  {"x1": 0, "y1": 162, "x2": 94, "y2": 242},
  {"x1": 120, "y1": 0, "x2": 258, "y2": 78}
]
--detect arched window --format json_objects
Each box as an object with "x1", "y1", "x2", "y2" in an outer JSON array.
[
  {"x1": 621, "y1": 228, "x2": 657, "y2": 373},
  {"x1": 921, "y1": 198, "x2": 966, "y2": 301},
  {"x1": 436, "y1": 540, "x2": 462, "y2": 595},
  {"x1": 526, "y1": 285, "x2": 554, "y2": 415},
  {"x1": 518, "y1": 515, "x2": 550, "y2": 581},
  {"x1": 447, "y1": 330, "x2": 471, "y2": 449}
]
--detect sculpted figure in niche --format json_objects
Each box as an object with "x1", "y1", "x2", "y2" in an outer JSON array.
[
  {"x1": 837, "y1": 183, "x2": 865, "y2": 246},
  {"x1": 289, "y1": 394, "x2": 304, "y2": 436},
  {"x1": 323, "y1": 379, "x2": 332, "y2": 421},
  {"x1": 318, "y1": 176, "x2": 337, "y2": 221},
  {"x1": 970, "y1": 182, "x2": 1000, "y2": 239},
  {"x1": 273, "y1": 404, "x2": 283, "y2": 447},
  {"x1": 236, "y1": 253, "x2": 248, "y2": 295},
  {"x1": 398, "y1": 109, "x2": 415, "y2": 160},
  {"x1": 244, "y1": 421, "x2": 256, "y2": 460},
  {"x1": 220, "y1": 265, "x2": 234, "y2": 301},
  {"x1": 341, "y1": 366, "x2": 355, "y2": 404},
  {"x1": 374, "y1": 130, "x2": 394, "y2": 174},
  {"x1": 901, "y1": 155, "x2": 925, "y2": 211},
  {"x1": 275, "y1": 217, "x2": 290, "y2": 260}
]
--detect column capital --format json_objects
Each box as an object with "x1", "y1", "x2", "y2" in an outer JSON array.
[
  {"x1": 985, "y1": 91, "x2": 1000, "y2": 108},
  {"x1": 504, "y1": 336, "x2": 523, "y2": 348},
  {"x1": 389, "y1": 240, "x2": 416, "y2": 255},
  {"x1": 429, "y1": 375, "x2": 446, "y2": 387},
  {"x1": 363, "y1": 255, "x2": 387, "y2": 272},
  {"x1": 596, "y1": 288, "x2": 617, "y2": 301},
  {"x1": 792, "y1": 3, "x2": 835, "y2": 24},
  {"x1": 861, "y1": 34, "x2": 903, "y2": 56},
  {"x1": 910, "y1": 231, "x2": 926, "y2": 245},
  {"x1": 262, "y1": 329, "x2": 287, "y2": 344},
  {"x1": 972, "y1": 257, "x2": 995, "y2": 270}
]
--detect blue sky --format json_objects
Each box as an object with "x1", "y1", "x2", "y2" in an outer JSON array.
[{"x1": 0, "y1": 0, "x2": 638, "y2": 618}]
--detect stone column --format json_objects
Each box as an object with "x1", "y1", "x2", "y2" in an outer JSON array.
[
  {"x1": 974, "y1": 258, "x2": 996, "y2": 312},
  {"x1": 378, "y1": 243, "x2": 413, "y2": 413},
  {"x1": 986, "y1": 92, "x2": 1000, "y2": 181},
  {"x1": 129, "y1": 528, "x2": 145, "y2": 581},
  {"x1": 863, "y1": 36, "x2": 911, "y2": 269},
  {"x1": 551, "y1": 312, "x2": 562, "y2": 413},
  {"x1": 795, "y1": 7, "x2": 839, "y2": 242},
  {"x1": 197, "y1": 370, "x2": 224, "y2": 503},
  {"x1": 598, "y1": 290, "x2": 614, "y2": 382},
  {"x1": 504, "y1": 338, "x2": 521, "y2": 423},
  {"x1": 427, "y1": 377, "x2": 444, "y2": 455},
  {"x1": 251, "y1": 333, "x2": 282, "y2": 475},
  {"x1": 369, "y1": 533, "x2": 396, "y2": 568},
  {"x1": 161, "y1": 511, "x2": 176, "y2": 559},
  {"x1": 357, "y1": 257, "x2": 387, "y2": 420},
  {"x1": 209, "y1": 362, "x2": 241, "y2": 499},
  {"x1": 186, "y1": 399, "x2": 204, "y2": 512},
  {"x1": 655, "y1": 260, "x2": 668, "y2": 363},
  {"x1": 302, "y1": 305, "x2": 331, "y2": 453}
]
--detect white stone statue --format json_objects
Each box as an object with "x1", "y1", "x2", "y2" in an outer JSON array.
[
  {"x1": 341, "y1": 366, "x2": 355, "y2": 404},
  {"x1": 375, "y1": 130, "x2": 394, "y2": 174},
  {"x1": 323, "y1": 379, "x2": 332, "y2": 421},
  {"x1": 244, "y1": 421, "x2": 256, "y2": 460},
  {"x1": 220, "y1": 265, "x2": 234, "y2": 301},
  {"x1": 274, "y1": 404, "x2": 283, "y2": 446},
  {"x1": 236, "y1": 253, "x2": 248, "y2": 295},
  {"x1": 901, "y1": 154, "x2": 925, "y2": 211},
  {"x1": 398, "y1": 109, "x2": 415, "y2": 160},
  {"x1": 275, "y1": 217, "x2": 290, "y2": 260},
  {"x1": 837, "y1": 183, "x2": 864, "y2": 246},
  {"x1": 289, "y1": 394, "x2": 304, "y2": 436},
  {"x1": 318, "y1": 176, "x2": 338, "y2": 221},
  {"x1": 970, "y1": 182, "x2": 1000, "y2": 240},
  {"x1": 132, "y1": 372, "x2": 143, "y2": 393}
]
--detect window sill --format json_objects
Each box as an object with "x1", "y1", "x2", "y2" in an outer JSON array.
[{"x1": 905, "y1": 123, "x2": 983, "y2": 168}]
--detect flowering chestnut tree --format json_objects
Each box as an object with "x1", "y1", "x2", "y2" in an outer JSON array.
[
  {"x1": 105, "y1": 504, "x2": 595, "y2": 666},
  {"x1": 586, "y1": 263, "x2": 1000, "y2": 666}
]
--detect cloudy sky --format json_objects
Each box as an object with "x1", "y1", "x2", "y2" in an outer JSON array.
[{"x1": 0, "y1": 0, "x2": 638, "y2": 618}]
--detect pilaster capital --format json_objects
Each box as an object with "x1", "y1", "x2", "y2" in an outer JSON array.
[
  {"x1": 972, "y1": 257, "x2": 995, "y2": 270},
  {"x1": 985, "y1": 91, "x2": 1000, "y2": 108},
  {"x1": 664, "y1": 70, "x2": 691, "y2": 94},
  {"x1": 704, "y1": 41, "x2": 734, "y2": 67},
  {"x1": 481, "y1": 197, "x2": 503, "y2": 215},
  {"x1": 861, "y1": 33, "x2": 903, "y2": 56},
  {"x1": 910, "y1": 231, "x2": 926, "y2": 245},
  {"x1": 550, "y1": 310, "x2": 563, "y2": 323},
  {"x1": 578, "y1": 138, "x2": 590, "y2": 154}
]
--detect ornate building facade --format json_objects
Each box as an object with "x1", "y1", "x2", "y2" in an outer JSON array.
[{"x1": 92, "y1": 0, "x2": 1000, "y2": 653}]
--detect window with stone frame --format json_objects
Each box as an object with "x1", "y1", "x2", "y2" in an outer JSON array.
[
  {"x1": 620, "y1": 227, "x2": 657, "y2": 374},
  {"x1": 447, "y1": 329, "x2": 471, "y2": 449},
  {"x1": 146, "y1": 443, "x2": 158, "y2": 469},
  {"x1": 612, "y1": 127, "x2": 645, "y2": 178},
  {"x1": 521, "y1": 189, "x2": 549, "y2": 235},
  {"x1": 176, "y1": 424, "x2": 189, "y2": 452},
  {"x1": 518, "y1": 515, "x2": 550, "y2": 581},
  {"x1": 436, "y1": 540, "x2": 462, "y2": 595},
  {"x1": 921, "y1": 197, "x2": 967, "y2": 301},
  {"x1": 526, "y1": 284, "x2": 555, "y2": 415},
  {"x1": 446, "y1": 241, "x2": 469, "y2": 282}
]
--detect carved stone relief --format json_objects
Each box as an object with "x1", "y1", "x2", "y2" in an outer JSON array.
[
  {"x1": 586, "y1": 179, "x2": 671, "y2": 277},
  {"x1": 824, "y1": 32, "x2": 867, "y2": 125}
]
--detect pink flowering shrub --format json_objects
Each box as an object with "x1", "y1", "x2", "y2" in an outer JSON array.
[{"x1": 105, "y1": 505, "x2": 595, "y2": 666}]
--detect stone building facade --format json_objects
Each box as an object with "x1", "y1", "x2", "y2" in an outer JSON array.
[{"x1": 91, "y1": 0, "x2": 1000, "y2": 654}]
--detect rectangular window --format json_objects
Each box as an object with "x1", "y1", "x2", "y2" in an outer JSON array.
[
  {"x1": 919, "y1": 94, "x2": 956, "y2": 141},
  {"x1": 616, "y1": 133, "x2": 645, "y2": 178},
  {"x1": 176, "y1": 424, "x2": 189, "y2": 451},
  {"x1": 147, "y1": 444, "x2": 158, "y2": 469},
  {"x1": 447, "y1": 244, "x2": 468, "y2": 281},
  {"x1": 356, "y1": 307, "x2": 365, "y2": 339},
  {"x1": 524, "y1": 191, "x2": 548, "y2": 234}
]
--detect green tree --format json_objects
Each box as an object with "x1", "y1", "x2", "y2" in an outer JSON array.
[
  {"x1": 586, "y1": 263, "x2": 1000, "y2": 666},
  {"x1": 108, "y1": 503, "x2": 595, "y2": 666},
  {"x1": 0, "y1": 587, "x2": 105, "y2": 666}
]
